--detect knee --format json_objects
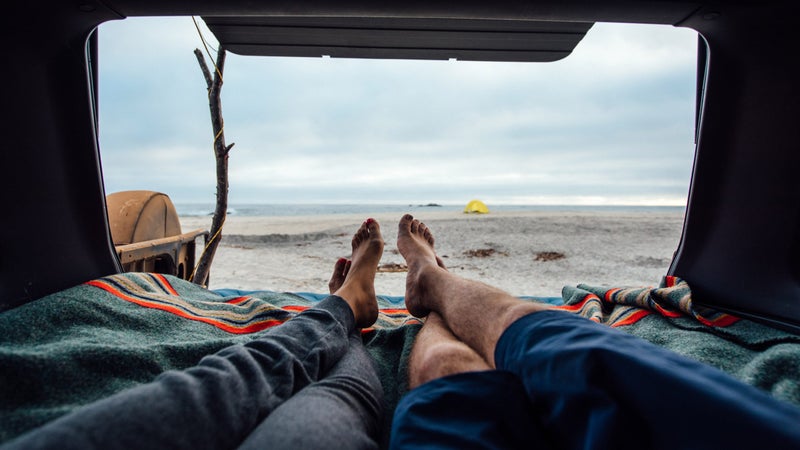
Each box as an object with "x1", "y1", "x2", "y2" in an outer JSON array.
[{"x1": 409, "y1": 341, "x2": 488, "y2": 389}]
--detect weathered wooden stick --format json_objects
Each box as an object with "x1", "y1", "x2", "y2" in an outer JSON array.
[{"x1": 192, "y1": 46, "x2": 231, "y2": 287}]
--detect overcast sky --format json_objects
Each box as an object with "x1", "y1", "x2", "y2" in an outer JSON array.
[{"x1": 98, "y1": 17, "x2": 698, "y2": 206}]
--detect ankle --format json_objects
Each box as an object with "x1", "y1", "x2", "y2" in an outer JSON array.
[{"x1": 411, "y1": 264, "x2": 445, "y2": 307}]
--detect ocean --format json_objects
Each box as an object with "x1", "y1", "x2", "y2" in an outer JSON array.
[{"x1": 175, "y1": 203, "x2": 686, "y2": 217}]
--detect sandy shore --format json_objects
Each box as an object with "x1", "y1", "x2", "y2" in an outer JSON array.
[{"x1": 180, "y1": 210, "x2": 685, "y2": 298}]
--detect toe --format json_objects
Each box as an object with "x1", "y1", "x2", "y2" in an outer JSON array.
[
  {"x1": 353, "y1": 221, "x2": 370, "y2": 249},
  {"x1": 411, "y1": 219, "x2": 420, "y2": 234},
  {"x1": 419, "y1": 222, "x2": 428, "y2": 237},
  {"x1": 334, "y1": 257, "x2": 348, "y2": 274},
  {"x1": 366, "y1": 218, "x2": 381, "y2": 236},
  {"x1": 399, "y1": 214, "x2": 414, "y2": 236},
  {"x1": 329, "y1": 258, "x2": 348, "y2": 292}
]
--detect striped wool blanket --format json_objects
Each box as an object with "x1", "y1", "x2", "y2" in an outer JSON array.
[
  {"x1": 558, "y1": 276, "x2": 800, "y2": 408},
  {"x1": 1, "y1": 273, "x2": 799, "y2": 446}
]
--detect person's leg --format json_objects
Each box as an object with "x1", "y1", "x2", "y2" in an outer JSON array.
[
  {"x1": 4, "y1": 219, "x2": 384, "y2": 450},
  {"x1": 394, "y1": 238, "x2": 538, "y2": 449},
  {"x1": 398, "y1": 214, "x2": 551, "y2": 367},
  {"x1": 495, "y1": 311, "x2": 800, "y2": 449},
  {"x1": 398, "y1": 214, "x2": 800, "y2": 449},
  {"x1": 239, "y1": 331, "x2": 383, "y2": 450},
  {"x1": 391, "y1": 370, "x2": 543, "y2": 450},
  {"x1": 239, "y1": 247, "x2": 385, "y2": 450},
  {"x1": 407, "y1": 312, "x2": 491, "y2": 388},
  {"x1": 393, "y1": 311, "x2": 544, "y2": 450},
  {"x1": 400, "y1": 234, "x2": 492, "y2": 387},
  {"x1": 334, "y1": 218, "x2": 383, "y2": 328}
]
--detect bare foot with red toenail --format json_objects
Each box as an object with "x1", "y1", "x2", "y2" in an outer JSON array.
[{"x1": 333, "y1": 218, "x2": 383, "y2": 328}]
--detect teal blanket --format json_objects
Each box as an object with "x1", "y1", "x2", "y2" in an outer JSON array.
[
  {"x1": 2, "y1": 273, "x2": 799, "y2": 445},
  {"x1": 559, "y1": 276, "x2": 800, "y2": 405},
  {"x1": 0, "y1": 273, "x2": 421, "y2": 445}
]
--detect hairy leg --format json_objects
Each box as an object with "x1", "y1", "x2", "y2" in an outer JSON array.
[
  {"x1": 398, "y1": 214, "x2": 551, "y2": 366},
  {"x1": 407, "y1": 312, "x2": 491, "y2": 388},
  {"x1": 403, "y1": 238, "x2": 491, "y2": 386}
]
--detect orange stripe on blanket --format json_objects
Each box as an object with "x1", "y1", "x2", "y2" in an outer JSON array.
[
  {"x1": 604, "y1": 288, "x2": 622, "y2": 302},
  {"x1": 283, "y1": 305, "x2": 310, "y2": 312},
  {"x1": 361, "y1": 315, "x2": 423, "y2": 334},
  {"x1": 653, "y1": 303, "x2": 683, "y2": 318},
  {"x1": 88, "y1": 275, "x2": 430, "y2": 334},
  {"x1": 381, "y1": 308, "x2": 412, "y2": 315},
  {"x1": 610, "y1": 309, "x2": 651, "y2": 327},
  {"x1": 151, "y1": 273, "x2": 180, "y2": 296},
  {"x1": 697, "y1": 314, "x2": 740, "y2": 327},
  {"x1": 87, "y1": 280, "x2": 288, "y2": 334},
  {"x1": 555, "y1": 293, "x2": 600, "y2": 312}
]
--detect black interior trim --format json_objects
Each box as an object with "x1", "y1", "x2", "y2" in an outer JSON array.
[{"x1": 204, "y1": 17, "x2": 593, "y2": 62}]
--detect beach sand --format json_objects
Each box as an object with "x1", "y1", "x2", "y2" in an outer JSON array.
[{"x1": 180, "y1": 210, "x2": 685, "y2": 298}]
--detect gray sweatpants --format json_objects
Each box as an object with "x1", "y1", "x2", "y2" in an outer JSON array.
[{"x1": 3, "y1": 296, "x2": 383, "y2": 450}]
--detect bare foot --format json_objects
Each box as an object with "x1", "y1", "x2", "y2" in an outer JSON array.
[
  {"x1": 397, "y1": 214, "x2": 446, "y2": 317},
  {"x1": 333, "y1": 219, "x2": 383, "y2": 328},
  {"x1": 328, "y1": 258, "x2": 351, "y2": 293}
]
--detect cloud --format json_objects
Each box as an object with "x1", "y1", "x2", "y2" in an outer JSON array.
[{"x1": 98, "y1": 18, "x2": 698, "y2": 205}]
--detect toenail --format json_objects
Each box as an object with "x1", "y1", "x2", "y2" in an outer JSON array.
[{"x1": 366, "y1": 218, "x2": 375, "y2": 225}]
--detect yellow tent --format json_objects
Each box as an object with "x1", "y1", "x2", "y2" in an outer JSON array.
[{"x1": 464, "y1": 199, "x2": 489, "y2": 214}]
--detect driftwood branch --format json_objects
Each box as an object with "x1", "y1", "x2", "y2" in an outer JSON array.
[
  {"x1": 193, "y1": 49, "x2": 213, "y2": 89},
  {"x1": 191, "y1": 45, "x2": 233, "y2": 287}
]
